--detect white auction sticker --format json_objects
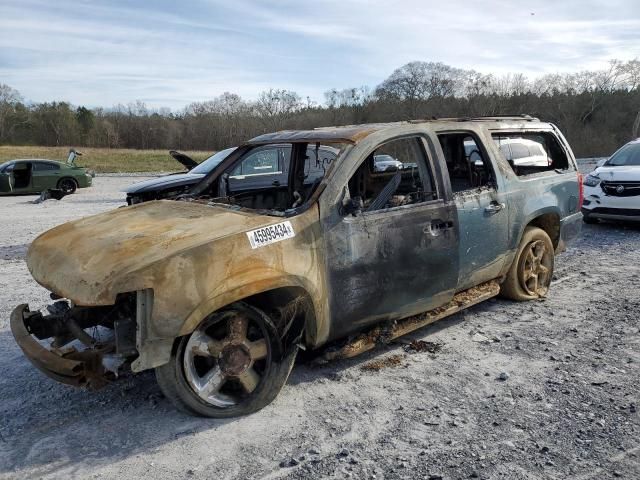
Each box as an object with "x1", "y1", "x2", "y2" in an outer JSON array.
[{"x1": 247, "y1": 221, "x2": 295, "y2": 249}]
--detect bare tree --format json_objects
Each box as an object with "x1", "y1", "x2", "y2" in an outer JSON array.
[
  {"x1": 0, "y1": 83, "x2": 23, "y2": 142},
  {"x1": 254, "y1": 89, "x2": 302, "y2": 131}
]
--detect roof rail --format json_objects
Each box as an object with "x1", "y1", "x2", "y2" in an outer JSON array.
[
  {"x1": 407, "y1": 114, "x2": 540, "y2": 123},
  {"x1": 455, "y1": 114, "x2": 539, "y2": 122}
]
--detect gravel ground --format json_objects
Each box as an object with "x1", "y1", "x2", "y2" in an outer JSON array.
[{"x1": 0, "y1": 172, "x2": 638, "y2": 480}]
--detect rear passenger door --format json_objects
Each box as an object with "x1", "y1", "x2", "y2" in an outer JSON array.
[
  {"x1": 437, "y1": 131, "x2": 509, "y2": 290},
  {"x1": 32, "y1": 161, "x2": 60, "y2": 191}
]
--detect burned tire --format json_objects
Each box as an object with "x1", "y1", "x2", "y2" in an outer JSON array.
[
  {"x1": 155, "y1": 303, "x2": 297, "y2": 418},
  {"x1": 500, "y1": 226, "x2": 554, "y2": 301},
  {"x1": 57, "y1": 177, "x2": 78, "y2": 194}
]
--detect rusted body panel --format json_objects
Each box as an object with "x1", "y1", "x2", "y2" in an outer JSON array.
[{"x1": 27, "y1": 201, "x2": 330, "y2": 349}]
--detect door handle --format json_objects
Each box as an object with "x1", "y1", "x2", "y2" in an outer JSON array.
[
  {"x1": 485, "y1": 202, "x2": 505, "y2": 214},
  {"x1": 425, "y1": 219, "x2": 454, "y2": 236},
  {"x1": 272, "y1": 180, "x2": 281, "y2": 186}
]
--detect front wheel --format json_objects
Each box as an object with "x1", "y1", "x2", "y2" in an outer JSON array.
[
  {"x1": 155, "y1": 303, "x2": 297, "y2": 417},
  {"x1": 500, "y1": 226, "x2": 554, "y2": 301}
]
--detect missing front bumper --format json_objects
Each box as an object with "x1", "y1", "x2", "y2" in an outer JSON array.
[{"x1": 10, "y1": 304, "x2": 125, "y2": 389}]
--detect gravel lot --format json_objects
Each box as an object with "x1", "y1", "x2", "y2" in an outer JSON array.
[{"x1": 0, "y1": 173, "x2": 638, "y2": 480}]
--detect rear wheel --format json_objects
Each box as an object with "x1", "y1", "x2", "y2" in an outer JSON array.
[
  {"x1": 57, "y1": 177, "x2": 78, "y2": 194},
  {"x1": 500, "y1": 226, "x2": 554, "y2": 301},
  {"x1": 155, "y1": 303, "x2": 297, "y2": 417}
]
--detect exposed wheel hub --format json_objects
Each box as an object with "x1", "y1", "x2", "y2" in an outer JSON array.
[
  {"x1": 219, "y1": 344, "x2": 251, "y2": 376},
  {"x1": 183, "y1": 311, "x2": 270, "y2": 407}
]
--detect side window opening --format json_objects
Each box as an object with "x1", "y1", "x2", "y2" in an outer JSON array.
[
  {"x1": 438, "y1": 133, "x2": 494, "y2": 194},
  {"x1": 305, "y1": 146, "x2": 337, "y2": 184},
  {"x1": 229, "y1": 147, "x2": 284, "y2": 177},
  {"x1": 33, "y1": 162, "x2": 60, "y2": 171},
  {"x1": 492, "y1": 132, "x2": 571, "y2": 176},
  {"x1": 346, "y1": 136, "x2": 437, "y2": 213}
]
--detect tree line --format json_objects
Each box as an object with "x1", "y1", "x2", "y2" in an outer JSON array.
[{"x1": 1, "y1": 59, "x2": 639, "y2": 158}]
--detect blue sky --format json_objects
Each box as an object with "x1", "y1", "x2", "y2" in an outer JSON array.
[{"x1": 1, "y1": 0, "x2": 639, "y2": 110}]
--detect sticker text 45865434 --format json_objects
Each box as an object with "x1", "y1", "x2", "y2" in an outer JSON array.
[{"x1": 246, "y1": 221, "x2": 295, "y2": 249}]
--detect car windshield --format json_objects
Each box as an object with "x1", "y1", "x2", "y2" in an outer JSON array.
[
  {"x1": 606, "y1": 143, "x2": 640, "y2": 166},
  {"x1": 0, "y1": 161, "x2": 13, "y2": 172},
  {"x1": 191, "y1": 147, "x2": 237, "y2": 174}
]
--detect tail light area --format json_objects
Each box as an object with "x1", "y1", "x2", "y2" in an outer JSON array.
[{"x1": 577, "y1": 172, "x2": 584, "y2": 210}]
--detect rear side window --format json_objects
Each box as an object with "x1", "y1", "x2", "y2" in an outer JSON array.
[
  {"x1": 492, "y1": 132, "x2": 571, "y2": 176},
  {"x1": 33, "y1": 162, "x2": 60, "y2": 171},
  {"x1": 438, "y1": 132, "x2": 495, "y2": 194}
]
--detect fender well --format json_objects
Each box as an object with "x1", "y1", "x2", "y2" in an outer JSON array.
[
  {"x1": 240, "y1": 287, "x2": 316, "y2": 352},
  {"x1": 527, "y1": 212, "x2": 561, "y2": 248},
  {"x1": 178, "y1": 283, "x2": 321, "y2": 350}
]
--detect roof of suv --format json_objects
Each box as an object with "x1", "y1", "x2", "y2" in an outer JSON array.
[{"x1": 247, "y1": 115, "x2": 546, "y2": 146}]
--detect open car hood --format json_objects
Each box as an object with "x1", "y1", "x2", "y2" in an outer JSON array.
[
  {"x1": 169, "y1": 150, "x2": 198, "y2": 170},
  {"x1": 26, "y1": 200, "x2": 275, "y2": 305}
]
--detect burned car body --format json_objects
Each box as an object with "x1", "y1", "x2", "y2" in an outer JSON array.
[{"x1": 12, "y1": 117, "x2": 583, "y2": 417}]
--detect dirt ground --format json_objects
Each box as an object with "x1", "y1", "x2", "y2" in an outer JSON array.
[{"x1": 0, "y1": 173, "x2": 638, "y2": 480}]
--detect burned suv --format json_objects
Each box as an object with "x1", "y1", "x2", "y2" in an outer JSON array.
[{"x1": 12, "y1": 117, "x2": 582, "y2": 417}]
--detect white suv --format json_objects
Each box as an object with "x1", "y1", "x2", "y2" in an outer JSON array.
[{"x1": 582, "y1": 138, "x2": 640, "y2": 223}]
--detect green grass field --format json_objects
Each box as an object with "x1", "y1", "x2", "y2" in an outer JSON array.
[{"x1": 0, "y1": 146, "x2": 213, "y2": 173}]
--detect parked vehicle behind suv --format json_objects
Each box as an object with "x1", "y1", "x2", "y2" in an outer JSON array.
[
  {"x1": 11, "y1": 116, "x2": 582, "y2": 417},
  {"x1": 125, "y1": 145, "x2": 339, "y2": 204},
  {"x1": 124, "y1": 148, "x2": 236, "y2": 204},
  {"x1": 0, "y1": 149, "x2": 92, "y2": 195},
  {"x1": 582, "y1": 138, "x2": 640, "y2": 223}
]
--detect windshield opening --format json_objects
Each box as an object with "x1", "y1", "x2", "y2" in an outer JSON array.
[
  {"x1": 606, "y1": 143, "x2": 640, "y2": 166},
  {"x1": 189, "y1": 141, "x2": 347, "y2": 215}
]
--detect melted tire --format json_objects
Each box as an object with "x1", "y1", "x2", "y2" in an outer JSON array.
[
  {"x1": 155, "y1": 303, "x2": 297, "y2": 418},
  {"x1": 500, "y1": 226, "x2": 555, "y2": 301}
]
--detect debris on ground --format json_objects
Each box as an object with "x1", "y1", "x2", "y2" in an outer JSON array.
[
  {"x1": 403, "y1": 340, "x2": 443, "y2": 354},
  {"x1": 361, "y1": 354, "x2": 404, "y2": 371},
  {"x1": 471, "y1": 333, "x2": 491, "y2": 343},
  {"x1": 30, "y1": 189, "x2": 67, "y2": 204}
]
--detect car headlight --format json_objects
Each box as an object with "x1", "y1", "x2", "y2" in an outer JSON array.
[{"x1": 583, "y1": 174, "x2": 601, "y2": 187}]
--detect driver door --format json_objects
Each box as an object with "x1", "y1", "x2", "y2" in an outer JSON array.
[
  {"x1": 322, "y1": 135, "x2": 460, "y2": 341},
  {"x1": 6, "y1": 162, "x2": 33, "y2": 193}
]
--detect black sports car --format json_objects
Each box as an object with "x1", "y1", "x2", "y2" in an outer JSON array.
[{"x1": 124, "y1": 145, "x2": 338, "y2": 204}]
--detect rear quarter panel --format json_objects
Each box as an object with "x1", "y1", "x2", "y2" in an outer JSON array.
[{"x1": 477, "y1": 125, "x2": 581, "y2": 267}]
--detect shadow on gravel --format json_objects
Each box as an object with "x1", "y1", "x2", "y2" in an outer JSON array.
[
  {"x1": 0, "y1": 244, "x2": 29, "y2": 261},
  {"x1": 0, "y1": 305, "x2": 486, "y2": 475},
  {"x1": 0, "y1": 300, "x2": 483, "y2": 477},
  {"x1": 0, "y1": 330, "x2": 238, "y2": 477},
  {"x1": 290, "y1": 307, "x2": 470, "y2": 386}
]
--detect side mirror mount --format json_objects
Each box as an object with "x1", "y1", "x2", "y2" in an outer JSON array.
[{"x1": 342, "y1": 195, "x2": 363, "y2": 217}]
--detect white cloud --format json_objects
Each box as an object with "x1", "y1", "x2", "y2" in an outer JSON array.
[{"x1": 0, "y1": 0, "x2": 638, "y2": 109}]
